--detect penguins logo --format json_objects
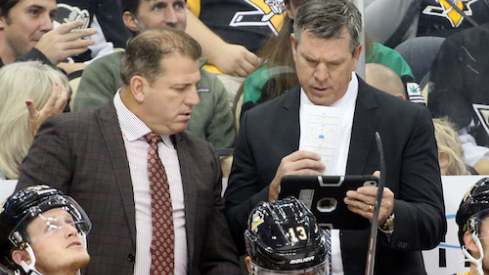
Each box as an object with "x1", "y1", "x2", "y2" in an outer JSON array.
[
  {"x1": 53, "y1": 4, "x2": 90, "y2": 30},
  {"x1": 230, "y1": 0, "x2": 286, "y2": 35},
  {"x1": 422, "y1": 0, "x2": 477, "y2": 28}
]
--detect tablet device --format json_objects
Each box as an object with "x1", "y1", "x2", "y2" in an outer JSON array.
[{"x1": 278, "y1": 175, "x2": 378, "y2": 230}]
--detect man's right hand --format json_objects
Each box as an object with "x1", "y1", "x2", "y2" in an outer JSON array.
[
  {"x1": 269, "y1": 150, "x2": 325, "y2": 202},
  {"x1": 35, "y1": 20, "x2": 97, "y2": 65}
]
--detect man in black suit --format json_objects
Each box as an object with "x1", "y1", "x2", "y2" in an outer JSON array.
[{"x1": 224, "y1": 0, "x2": 446, "y2": 274}]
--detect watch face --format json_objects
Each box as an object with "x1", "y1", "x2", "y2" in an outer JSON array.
[{"x1": 383, "y1": 213, "x2": 395, "y2": 231}]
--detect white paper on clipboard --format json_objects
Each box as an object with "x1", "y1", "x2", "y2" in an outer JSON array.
[{"x1": 299, "y1": 105, "x2": 342, "y2": 175}]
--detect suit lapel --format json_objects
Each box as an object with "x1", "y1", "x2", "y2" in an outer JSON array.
[
  {"x1": 173, "y1": 133, "x2": 197, "y2": 265},
  {"x1": 97, "y1": 103, "x2": 137, "y2": 245},
  {"x1": 280, "y1": 87, "x2": 301, "y2": 152},
  {"x1": 346, "y1": 79, "x2": 379, "y2": 175}
]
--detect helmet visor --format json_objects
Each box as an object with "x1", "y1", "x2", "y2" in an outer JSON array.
[
  {"x1": 8, "y1": 195, "x2": 91, "y2": 247},
  {"x1": 250, "y1": 260, "x2": 328, "y2": 275}
]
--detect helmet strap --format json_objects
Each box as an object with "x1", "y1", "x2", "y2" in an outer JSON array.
[
  {"x1": 250, "y1": 261, "x2": 258, "y2": 275},
  {"x1": 460, "y1": 232, "x2": 485, "y2": 275},
  {"x1": 81, "y1": 231, "x2": 88, "y2": 249},
  {"x1": 74, "y1": 231, "x2": 89, "y2": 275},
  {"x1": 18, "y1": 232, "x2": 88, "y2": 275}
]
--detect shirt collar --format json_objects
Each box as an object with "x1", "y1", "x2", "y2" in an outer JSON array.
[
  {"x1": 300, "y1": 72, "x2": 359, "y2": 109},
  {"x1": 113, "y1": 89, "x2": 173, "y2": 148}
]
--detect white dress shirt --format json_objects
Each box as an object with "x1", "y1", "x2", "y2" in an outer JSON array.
[
  {"x1": 114, "y1": 91, "x2": 188, "y2": 275},
  {"x1": 299, "y1": 72, "x2": 359, "y2": 275}
]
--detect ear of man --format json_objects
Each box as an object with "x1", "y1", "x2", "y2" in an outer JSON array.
[
  {"x1": 290, "y1": 33, "x2": 297, "y2": 49},
  {"x1": 11, "y1": 250, "x2": 31, "y2": 266},
  {"x1": 123, "y1": 12, "x2": 139, "y2": 32},
  {"x1": 290, "y1": 33, "x2": 298, "y2": 64},
  {"x1": 129, "y1": 75, "x2": 147, "y2": 104},
  {"x1": 244, "y1": 256, "x2": 252, "y2": 274},
  {"x1": 0, "y1": 15, "x2": 7, "y2": 30},
  {"x1": 351, "y1": 44, "x2": 362, "y2": 72},
  {"x1": 464, "y1": 230, "x2": 481, "y2": 256}
]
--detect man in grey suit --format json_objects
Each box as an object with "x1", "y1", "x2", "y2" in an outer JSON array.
[
  {"x1": 17, "y1": 27, "x2": 240, "y2": 275},
  {"x1": 224, "y1": 0, "x2": 446, "y2": 274}
]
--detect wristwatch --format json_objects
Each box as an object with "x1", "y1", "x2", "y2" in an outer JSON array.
[{"x1": 382, "y1": 212, "x2": 395, "y2": 231}]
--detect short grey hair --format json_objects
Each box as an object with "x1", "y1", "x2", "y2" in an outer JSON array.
[{"x1": 293, "y1": 0, "x2": 362, "y2": 55}]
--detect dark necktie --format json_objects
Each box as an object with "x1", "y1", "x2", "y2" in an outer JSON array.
[{"x1": 144, "y1": 132, "x2": 174, "y2": 275}]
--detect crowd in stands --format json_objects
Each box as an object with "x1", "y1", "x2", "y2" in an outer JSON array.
[
  {"x1": 1, "y1": 0, "x2": 489, "y2": 274},
  {"x1": 0, "y1": 61, "x2": 68, "y2": 180}
]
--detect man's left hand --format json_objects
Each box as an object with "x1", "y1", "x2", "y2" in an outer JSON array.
[{"x1": 344, "y1": 171, "x2": 394, "y2": 226}]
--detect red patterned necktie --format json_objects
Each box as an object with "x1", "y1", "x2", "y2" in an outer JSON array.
[{"x1": 144, "y1": 132, "x2": 174, "y2": 275}]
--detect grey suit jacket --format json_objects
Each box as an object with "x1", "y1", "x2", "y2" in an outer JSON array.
[
  {"x1": 17, "y1": 102, "x2": 241, "y2": 275},
  {"x1": 225, "y1": 78, "x2": 446, "y2": 274}
]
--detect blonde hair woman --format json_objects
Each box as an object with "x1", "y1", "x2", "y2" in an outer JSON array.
[
  {"x1": 433, "y1": 117, "x2": 471, "y2": 176},
  {"x1": 0, "y1": 61, "x2": 68, "y2": 179}
]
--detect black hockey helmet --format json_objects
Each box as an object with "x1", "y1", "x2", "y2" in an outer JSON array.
[
  {"x1": 0, "y1": 185, "x2": 91, "y2": 273},
  {"x1": 245, "y1": 196, "x2": 328, "y2": 274},
  {"x1": 456, "y1": 177, "x2": 489, "y2": 247}
]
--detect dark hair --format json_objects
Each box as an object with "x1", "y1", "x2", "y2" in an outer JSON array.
[
  {"x1": 293, "y1": 0, "x2": 361, "y2": 55},
  {"x1": 120, "y1": 0, "x2": 139, "y2": 15},
  {"x1": 120, "y1": 26, "x2": 201, "y2": 85},
  {"x1": 0, "y1": 0, "x2": 20, "y2": 17}
]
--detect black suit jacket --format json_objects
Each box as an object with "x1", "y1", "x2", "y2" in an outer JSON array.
[
  {"x1": 225, "y1": 78, "x2": 446, "y2": 274},
  {"x1": 17, "y1": 102, "x2": 241, "y2": 275}
]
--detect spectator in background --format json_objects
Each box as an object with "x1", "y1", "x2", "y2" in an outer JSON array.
[
  {"x1": 0, "y1": 61, "x2": 68, "y2": 180},
  {"x1": 433, "y1": 117, "x2": 472, "y2": 176},
  {"x1": 185, "y1": 0, "x2": 271, "y2": 77},
  {"x1": 365, "y1": 0, "x2": 489, "y2": 48},
  {"x1": 17, "y1": 27, "x2": 241, "y2": 274},
  {"x1": 225, "y1": 0, "x2": 446, "y2": 273},
  {"x1": 237, "y1": 8, "x2": 297, "y2": 113},
  {"x1": 73, "y1": 0, "x2": 236, "y2": 150},
  {"x1": 0, "y1": 185, "x2": 92, "y2": 275},
  {"x1": 455, "y1": 177, "x2": 489, "y2": 275},
  {"x1": 365, "y1": 65, "x2": 469, "y2": 176},
  {"x1": 365, "y1": 63, "x2": 407, "y2": 99},
  {"x1": 244, "y1": 197, "x2": 330, "y2": 275},
  {"x1": 54, "y1": 0, "x2": 132, "y2": 74},
  {"x1": 185, "y1": 0, "x2": 282, "y2": 104},
  {"x1": 0, "y1": 0, "x2": 96, "y2": 67},
  {"x1": 364, "y1": 62, "x2": 426, "y2": 105},
  {"x1": 428, "y1": 19, "x2": 489, "y2": 171}
]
